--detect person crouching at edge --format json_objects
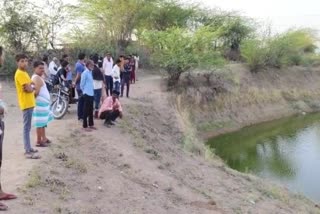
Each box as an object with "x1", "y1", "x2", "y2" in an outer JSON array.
[
  {"x1": 0, "y1": 46, "x2": 17, "y2": 211},
  {"x1": 98, "y1": 90, "x2": 123, "y2": 127}
]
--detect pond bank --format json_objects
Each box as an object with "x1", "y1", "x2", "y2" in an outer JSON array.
[{"x1": 175, "y1": 64, "x2": 320, "y2": 143}]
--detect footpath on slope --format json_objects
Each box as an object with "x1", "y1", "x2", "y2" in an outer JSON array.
[{"x1": 1, "y1": 71, "x2": 319, "y2": 214}]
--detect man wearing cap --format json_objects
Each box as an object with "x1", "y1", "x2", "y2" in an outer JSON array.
[{"x1": 98, "y1": 90, "x2": 123, "y2": 127}]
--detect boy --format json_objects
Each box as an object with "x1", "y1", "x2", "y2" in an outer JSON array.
[
  {"x1": 112, "y1": 59, "x2": 121, "y2": 93},
  {"x1": 14, "y1": 54, "x2": 40, "y2": 159}
]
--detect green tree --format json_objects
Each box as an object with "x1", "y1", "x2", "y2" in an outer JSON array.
[{"x1": 142, "y1": 27, "x2": 224, "y2": 86}]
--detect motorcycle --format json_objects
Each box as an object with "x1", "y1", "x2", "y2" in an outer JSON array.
[{"x1": 46, "y1": 79, "x2": 70, "y2": 120}]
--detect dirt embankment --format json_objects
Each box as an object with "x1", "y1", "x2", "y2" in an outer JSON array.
[
  {"x1": 175, "y1": 64, "x2": 320, "y2": 142},
  {"x1": 6, "y1": 68, "x2": 320, "y2": 213}
]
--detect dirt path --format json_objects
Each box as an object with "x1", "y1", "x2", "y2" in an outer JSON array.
[{"x1": 1, "y1": 72, "x2": 319, "y2": 213}]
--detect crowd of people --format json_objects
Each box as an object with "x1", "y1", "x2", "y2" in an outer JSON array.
[
  {"x1": 0, "y1": 48, "x2": 140, "y2": 211},
  {"x1": 14, "y1": 51, "x2": 140, "y2": 158}
]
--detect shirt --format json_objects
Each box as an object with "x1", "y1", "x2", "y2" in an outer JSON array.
[
  {"x1": 14, "y1": 69, "x2": 35, "y2": 110},
  {"x1": 58, "y1": 65, "x2": 72, "y2": 81},
  {"x1": 112, "y1": 64, "x2": 121, "y2": 83},
  {"x1": 98, "y1": 96, "x2": 122, "y2": 117},
  {"x1": 75, "y1": 61, "x2": 85, "y2": 90},
  {"x1": 80, "y1": 69, "x2": 94, "y2": 96},
  {"x1": 103, "y1": 57, "x2": 113, "y2": 76},
  {"x1": 123, "y1": 63, "x2": 131, "y2": 79},
  {"x1": 48, "y1": 61, "x2": 58, "y2": 75}
]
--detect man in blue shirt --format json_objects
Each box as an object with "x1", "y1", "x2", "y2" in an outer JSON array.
[
  {"x1": 74, "y1": 53, "x2": 86, "y2": 120},
  {"x1": 80, "y1": 60, "x2": 96, "y2": 131}
]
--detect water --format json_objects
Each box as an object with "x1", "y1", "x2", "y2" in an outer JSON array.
[{"x1": 207, "y1": 113, "x2": 320, "y2": 202}]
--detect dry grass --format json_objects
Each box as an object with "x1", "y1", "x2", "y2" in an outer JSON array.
[{"x1": 25, "y1": 168, "x2": 42, "y2": 189}]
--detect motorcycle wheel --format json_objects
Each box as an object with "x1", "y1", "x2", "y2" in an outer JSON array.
[{"x1": 51, "y1": 97, "x2": 68, "y2": 119}]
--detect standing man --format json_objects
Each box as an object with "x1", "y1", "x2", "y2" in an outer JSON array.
[
  {"x1": 32, "y1": 61, "x2": 53, "y2": 147},
  {"x1": 80, "y1": 60, "x2": 96, "y2": 131},
  {"x1": 0, "y1": 46, "x2": 17, "y2": 211},
  {"x1": 92, "y1": 54, "x2": 104, "y2": 118},
  {"x1": 14, "y1": 54, "x2": 40, "y2": 159},
  {"x1": 134, "y1": 54, "x2": 139, "y2": 81},
  {"x1": 112, "y1": 59, "x2": 121, "y2": 93},
  {"x1": 48, "y1": 57, "x2": 59, "y2": 79},
  {"x1": 121, "y1": 57, "x2": 131, "y2": 98},
  {"x1": 129, "y1": 55, "x2": 136, "y2": 84},
  {"x1": 74, "y1": 53, "x2": 86, "y2": 121},
  {"x1": 102, "y1": 52, "x2": 113, "y2": 96}
]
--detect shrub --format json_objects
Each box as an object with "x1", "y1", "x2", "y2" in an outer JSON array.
[{"x1": 241, "y1": 29, "x2": 318, "y2": 71}]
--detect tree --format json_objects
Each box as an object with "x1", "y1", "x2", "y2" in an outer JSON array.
[
  {"x1": 75, "y1": 0, "x2": 154, "y2": 53},
  {"x1": 0, "y1": 0, "x2": 39, "y2": 52},
  {"x1": 142, "y1": 27, "x2": 224, "y2": 87},
  {"x1": 34, "y1": 0, "x2": 69, "y2": 50}
]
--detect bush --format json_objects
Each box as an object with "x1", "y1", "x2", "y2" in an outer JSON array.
[
  {"x1": 0, "y1": 52, "x2": 16, "y2": 76},
  {"x1": 241, "y1": 29, "x2": 318, "y2": 71}
]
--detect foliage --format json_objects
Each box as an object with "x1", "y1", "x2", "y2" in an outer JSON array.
[
  {"x1": 0, "y1": 52, "x2": 16, "y2": 75},
  {"x1": 0, "y1": 0, "x2": 69, "y2": 52},
  {"x1": 142, "y1": 27, "x2": 224, "y2": 86},
  {"x1": 0, "y1": 0, "x2": 38, "y2": 52},
  {"x1": 216, "y1": 17, "x2": 254, "y2": 60},
  {"x1": 242, "y1": 29, "x2": 318, "y2": 71},
  {"x1": 141, "y1": 0, "x2": 197, "y2": 31}
]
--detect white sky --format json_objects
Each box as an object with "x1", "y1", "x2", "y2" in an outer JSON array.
[
  {"x1": 198, "y1": 0, "x2": 320, "y2": 33},
  {"x1": 31, "y1": 0, "x2": 320, "y2": 38}
]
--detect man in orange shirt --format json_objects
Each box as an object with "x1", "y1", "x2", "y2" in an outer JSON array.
[{"x1": 14, "y1": 54, "x2": 40, "y2": 159}]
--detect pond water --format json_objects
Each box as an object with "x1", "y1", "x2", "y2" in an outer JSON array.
[{"x1": 207, "y1": 113, "x2": 320, "y2": 202}]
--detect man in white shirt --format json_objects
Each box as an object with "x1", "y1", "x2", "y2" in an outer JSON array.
[
  {"x1": 134, "y1": 54, "x2": 139, "y2": 81},
  {"x1": 48, "y1": 57, "x2": 59, "y2": 78},
  {"x1": 112, "y1": 59, "x2": 121, "y2": 93},
  {"x1": 102, "y1": 53, "x2": 114, "y2": 96}
]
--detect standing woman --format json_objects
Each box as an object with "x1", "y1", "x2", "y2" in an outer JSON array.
[
  {"x1": 32, "y1": 61, "x2": 53, "y2": 147},
  {"x1": 0, "y1": 46, "x2": 17, "y2": 211},
  {"x1": 92, "y1": 54, "x2": 104, "y2": 118}
]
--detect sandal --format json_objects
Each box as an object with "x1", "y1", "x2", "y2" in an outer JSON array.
[
  {"x1": 36, "y1": 143, "x2": 48, "y2": 147},
  {"x1": 0, "y1": 193, "x2": 17, "y2": 200},
  {"x1": 25, "y1": 153, "x2": 41, "y2": 159},
  {"x1": 44, "y1": 139, "x2": 52, "y2": 144},
  {"x1": 0, "y1": 202, "x2": 8, "y2": 211}
]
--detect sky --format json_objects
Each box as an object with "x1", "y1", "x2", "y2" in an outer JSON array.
[
  {"x1": 31, "y1": 0, "x2": 320, "y2": 40},
  {"x1": 199, "y1": 0, "x2": 320, "y2": 33}
]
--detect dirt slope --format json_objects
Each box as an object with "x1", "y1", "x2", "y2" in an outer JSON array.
[{"x1": 2, "y1": 71, "x2": 319, "y2": 213}]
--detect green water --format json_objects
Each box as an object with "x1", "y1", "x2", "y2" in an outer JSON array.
[{"x1": 207, "y1": 113, "x2": 320, "y2": 202}]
